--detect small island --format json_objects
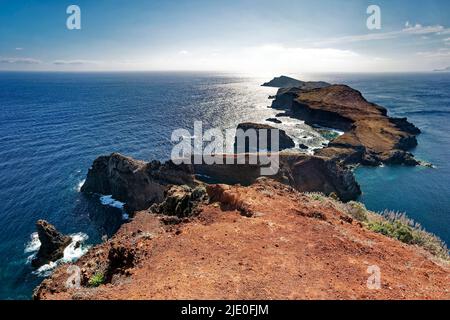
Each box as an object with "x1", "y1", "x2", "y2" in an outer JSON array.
[{"x1": 434, "y1": 66, "x2": 450, "y2": 72}]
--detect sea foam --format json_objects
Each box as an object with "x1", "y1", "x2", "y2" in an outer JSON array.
[
  {"x1": 24, "y1": 232, "x2": 41, "y2": 253},
  {"x1": 99, "y1": 195, "x2": 129, "y2": 220},
  {"x1": 100, "y1": 195, "x2": 125, "y2": 210},
  {"x1": 75, "y1": 179, "x2": 86, "y2": 192}
]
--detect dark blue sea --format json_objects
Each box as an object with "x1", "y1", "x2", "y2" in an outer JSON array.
[{"x1": 0, "y1": 72, "x2": 449, "y2": 299}]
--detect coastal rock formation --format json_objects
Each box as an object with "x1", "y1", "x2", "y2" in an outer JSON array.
[
  {"x1": 34, "y1": 179, "x2": 449, "y2": 300},
  {"x1": 81, "y1": 151, "x2": 360, "y2": 208},
  {"x1": 149, "y1": 185, "x2": 209, "y2": 218},
  {"x1": 194, "y1": 153, "x2": 361, "y2": 201},
  {"x1": 32, "y1": 220, "x2": 72, "y2": 268},
  {"x1": 81, "y1": 153, "x2": 195, "y2": 213},
  {"x1": 234, "y1": 122, "x2": 295, "y2": 152},
  {"x1": 262, "y1": 75, "x2": 330, "y2": 89},
  {"x1": 270, "y1": 84, "x2": 421, "y2": 166}
]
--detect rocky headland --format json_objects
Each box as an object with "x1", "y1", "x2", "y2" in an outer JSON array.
[
  {"x1": 262, "y1": 75, "x2": 330, "y2": 90},
  {"x1": 270, "y1": 82, "x2": 421, "y2": 166},
  {"x1": 33, "y1": 76, "x2": 449, "y2": 300}
]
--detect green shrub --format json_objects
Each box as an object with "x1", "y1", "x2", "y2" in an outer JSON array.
[
  {"x1": 88, "y1": 272, "x2": 105, "y2": 287},
  {"x1": 368, "y1": 220, "x2": 414, "y2": 243}
]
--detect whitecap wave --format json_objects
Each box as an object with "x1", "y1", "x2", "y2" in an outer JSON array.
[
  {"x1": 24, "y1": 232, "x2": 41, "y2": 253},
  {"x1": 75, "y1": 179, "x2": 86, "y2": 192},
  {"x1": 99, "y1": 195, "x2": 129, "y2": 220},
  {"x1": 100, "y1": 195, "x2": 125, "y2": 210},
  {"x1": 34, "y1": 261, "x2": 58, "y2": 277},
  {"x1": 62, "y1": 233, "x2": 90, "y2": 263}
]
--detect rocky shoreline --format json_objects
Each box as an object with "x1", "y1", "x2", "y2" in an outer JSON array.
[{"x1": 32, "y1": 76, "x2": 449, "y2": 300}]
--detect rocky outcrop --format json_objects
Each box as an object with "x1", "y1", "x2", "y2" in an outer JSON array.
[
  {"x1": 194, "y1": 153, "x2": 361, "y2": 201},
  {"x1": 81, "y1": 153, "x2": 195, "y2": 213},
  {"x1": 81, "y1": 150, "x2": 360, "y2": 210},
  {"x1": 32, "y1": 220, "x2": 72, "y2": 268},
  {"x1": 266, "y1": 117, "x2": 282, "y2": 124},
  {"x1": 33, "y1": 179, "x2": 449, "y2": 300},
  {"x1": 149, "y1": 185, "x2": 209, "y2": 218},
  {"x1": 234, "y1": 122, "x2": 295, "y2": 152},
  {"x1": 262, "y1": 75, "x2": 330, "y2": 89},
  {"x1": 270, "y1": 84, "x2": 421, "y2": 166}
]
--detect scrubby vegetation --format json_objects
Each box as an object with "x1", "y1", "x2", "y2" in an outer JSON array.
[
  {"x1": 306, "y1": 194, "x2": 450, "y2": 261},
  {"x1": 340, "y1": 201, "x2": 449, "y2": 260},
  {"x1": 306, "y1": 192, "x2": 325, "y2": 202}
]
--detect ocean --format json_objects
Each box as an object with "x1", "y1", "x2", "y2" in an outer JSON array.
[{"x1": 0, "y1": 71, "x2": 448, "y2": 299}]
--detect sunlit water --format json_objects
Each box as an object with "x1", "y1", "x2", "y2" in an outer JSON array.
[{"x1": 0, "y1": 72, "x2": 448, "y2": 299}]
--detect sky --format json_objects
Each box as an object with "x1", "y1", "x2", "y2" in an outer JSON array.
[{"x1": 0, "y1": 0, "x2": 450, "y2": 73}]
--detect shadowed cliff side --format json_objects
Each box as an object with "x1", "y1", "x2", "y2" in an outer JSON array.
[
  {"x1": 194, "y1": 153, "x2": 360, "y2": 202},
  {"x1": 80, "y1": 151, "x2": 361, "y2": 214},
  {"x1": 80, "y1": 153, "x2": 195, "y2": 213}
]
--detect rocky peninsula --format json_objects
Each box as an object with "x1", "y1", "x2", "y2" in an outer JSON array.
[
  {"x1": 271, "y1": 83, "x2": 421, "y2": 166},
  {"x1": 33, "y1": 77, "x2": 449, "y2": 300}
]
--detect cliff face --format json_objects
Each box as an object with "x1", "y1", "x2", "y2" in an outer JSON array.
[
  {"x1": 81, "y1": 153, "x2": 195, "y2": 213},
  {"x1": 81, "y1": 151, "x2": 361, "y2": 215},
  {"x1": 271, "y1": 84, "x2": 421, "y2": 166},
  {"x1": 34, "y1": 179, "x2": 449, "y2": 300},
  {"x1": 194, "y1": 153, "x2": 360, "y2": 202}
]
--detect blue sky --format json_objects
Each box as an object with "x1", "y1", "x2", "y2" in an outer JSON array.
[{"x1": 1, "y1": 0, "x2": 449, "y2": 73}]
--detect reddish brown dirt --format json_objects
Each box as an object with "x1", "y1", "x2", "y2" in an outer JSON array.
[{"x1": 34, "y1": 180, "x2": 449, "y2": 300}]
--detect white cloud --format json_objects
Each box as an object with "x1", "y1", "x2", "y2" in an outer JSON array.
[
  {"x1": 0, "y1": 57, "x2": 41, "y2": 64},
  {"x1": 416, "y1": 48, "x2": 450, "y2": 58},
  {"x1": 178, "y1": 50, "x2": 189, "y2": 55},
  {"x1": 316, "y1": 22, "x2": 449, "y2": 45},
  {"x1": 402, "y1": 23, "x2": 445, "y2": 35},
  {"x1": 52, "y1": 59, "x2": 100, "y2": 65},
  {"x1": 15, "y1": 47, "x2": 23, "y2": 51}
]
